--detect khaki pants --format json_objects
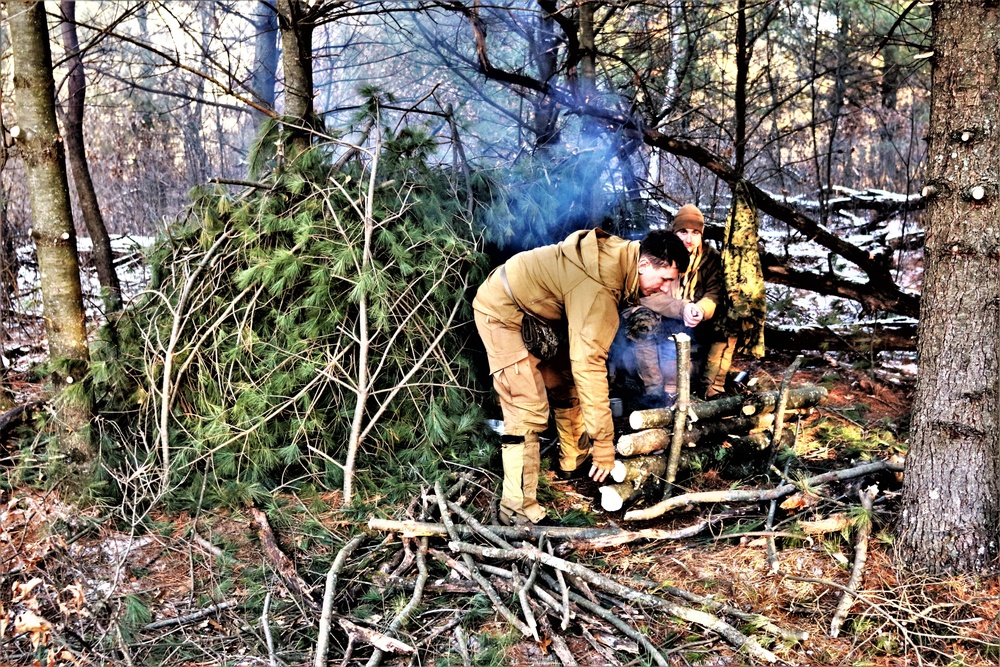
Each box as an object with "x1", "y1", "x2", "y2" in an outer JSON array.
[
  {"x1": 633, "y1": 328, "x2": 736, "y2": 398},
  {"x1": 702, "y1": 336, "x2": 736, "y2": 397},
  {"x1": 475, "y1": 306, "x2": 590, "y2": 523}
]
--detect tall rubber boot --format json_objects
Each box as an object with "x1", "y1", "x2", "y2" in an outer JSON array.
[{"x1": 499, "y1": 433, "x2": 546, "y2": 525}]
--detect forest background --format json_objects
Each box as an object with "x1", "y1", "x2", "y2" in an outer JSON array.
[{"x1": 3, "y1": 1, "x2": 998, "y2": 666}]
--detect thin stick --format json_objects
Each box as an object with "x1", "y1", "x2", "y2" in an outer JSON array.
[
  {"x1": 571, "y1": 592, "x2": 670, "y2": 667},
  {"x1": 368, "y1": 518, "x2": 709, "y2": 544},
  {"x1": 433, "y1": 482, "x2": 532, "y2": 636},
  {"x1": 364, "y1": 536, "x2": 429, "y2": 667},
  {"x1": 142, "y1": 600, "x2": 237, "y2": 630},
  {"x1": 453, "y1": 626, "x2": 471, "y2": 667},
  {"x1": 786, "y1": 575, "x2": 923, "y2": 667},
  {"x1": 547, "y1": 540, "x2": 571, "y2": 630},
  {"x1": 766, "y1": 461, "x2": 790, "y2": 571},
  {"x1": 450, "y1": 541, "x2": 777, "y2": 662},
  {"x1": 315, "y1": 536, "x2": 366, "y2": 667},
  {"x1": 666, "y1": 333, "x2": 692, "y2": 490},
  {"x1": 512, "y1": 565, "x2": 539, "y2": 640},
  {"x1": 769, "y1": 354, "x2": 803, "y2": 456},
  {"x1": 262, "y1": 590, "x2": 278, "y2": 667},
  {"x1": 830, "y1": 487, "x2": 876, "y2": 637}
]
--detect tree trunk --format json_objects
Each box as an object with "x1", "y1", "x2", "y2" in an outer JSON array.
[
  {"x1": 59, "y1": 0, "x2": 122, "y2": 314},
  {"x1": 531, "y1": 5, "x2": 561, "y2": 149},
  {"x1": 251, "y1": 0, "x2": 279, "y2": 130},
  {"x1": 897, "y1": 0, "x2": 1000, "y2": 574},
  {"x1": 722, "y1": 181, "x2": 766, "y2": 357},
  {"x1": 9, "y1": 0, "x2": 93, "y2": 484},
  {"x1": 276, "y1": 0, "x2": 317, "y2": 155}
]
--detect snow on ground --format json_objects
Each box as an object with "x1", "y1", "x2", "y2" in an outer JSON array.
[{"x1": 3, "y1": 235, "x2": 156, "y2": 388}]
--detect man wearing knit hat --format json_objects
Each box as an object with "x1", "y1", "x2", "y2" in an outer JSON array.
[{"x1": 625, "y1": 204, "x2": 736, "y2": 403}]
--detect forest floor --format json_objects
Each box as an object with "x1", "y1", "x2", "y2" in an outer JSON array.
[{"x1": 3, "y1": 349, "x2": 999, "y2": 667}]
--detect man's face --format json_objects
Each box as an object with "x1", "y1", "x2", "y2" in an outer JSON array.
[
  {"x1": 638, "y1": 258, "x2": 679, "y2": 296},
  {"x1": 676, "y1": 228, "x2": 703, "y2": 253}
]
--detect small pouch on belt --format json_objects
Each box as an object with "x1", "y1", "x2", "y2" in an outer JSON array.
[{"x1": 500, "y1": 266, "x2": 564, "y2": 361}]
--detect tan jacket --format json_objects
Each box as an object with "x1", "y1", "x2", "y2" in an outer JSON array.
[{"x1": 474, "y1": 229, "x2": 641, "y2": 447}]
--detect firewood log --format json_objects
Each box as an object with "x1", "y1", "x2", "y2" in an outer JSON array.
[
  {"x1": 628, "y1": 386, "x2": 827, "y2": 430},
  {"x1": 619, "y1": 413, "x2": 778, "y2": 457}
]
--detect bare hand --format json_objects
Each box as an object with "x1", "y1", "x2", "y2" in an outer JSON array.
[
  {"x1": 589, "y1": 464, "x2": 611, "y2": 483},
  {"x1": 683, "y1": 302, "x2": 704, "y2": 328}
]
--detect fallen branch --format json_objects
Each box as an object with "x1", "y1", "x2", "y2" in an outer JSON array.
[
  {"x1": 0, "y1": 400, "x2": 44, "y2": 440},
  {"x1": 315, "y1": 535, "x2": 366, "y2": 667},
  {"x1": 262, "y1": 591, "x2": 278, "y2": 667},
  {"x1": 432, "y1": 482, "x2": 533, "y2": 637},
  {"x1": 370, "y1": 517, "x2": 713, "y2": 549},
  {"x1": 250, "y1": 507, "x2": 317, "y2": 609},
  {"x1": 830, "y1": 486, "x2": 877, "y2": 638},
  {"x1": 785, "y1": 575, "x2": 924, "y2": 667},
  {"x1": 624, "y1": 459, "x2": 904, "y2": 521},
  {"x1": 364, "y1": 536, "x2": 428, "y2": 667},
  {"x1": 142, "y1": 600, "x2": 236, "y2": 631},
  {"x1": 339, "y1": 617, "x2": 414, "y2": 655}
]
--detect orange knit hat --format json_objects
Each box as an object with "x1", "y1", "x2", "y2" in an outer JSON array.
[{"x1": 672, "y1": 204, "x2": 705, "y2": 232}]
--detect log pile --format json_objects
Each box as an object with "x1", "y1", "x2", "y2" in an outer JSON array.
[{"x1": 599, "y1": 385, "x2": 829, "y2": 513}]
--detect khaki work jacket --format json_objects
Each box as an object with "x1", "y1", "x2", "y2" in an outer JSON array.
[{"x1": 474, "y1": 229, "x2": 641, "y2": 446}]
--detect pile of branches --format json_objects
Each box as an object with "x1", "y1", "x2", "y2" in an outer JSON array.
[
  {"x1": 89, "y1": 119, "x2": 488, "y2": 508},
  {"x1": 301, "y1": 473, "x2": 808, "y2": 667}
]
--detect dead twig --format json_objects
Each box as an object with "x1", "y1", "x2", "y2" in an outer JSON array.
[
  {"x1": 142, "y1": 599, "x2": 236, "y2": 631},
  {"x1": 450, "y1": 541, "x2": 778, "y2": 662},
  {"x1": 830, "y1": 486, "x2": 877, "y2": 638},
  {"x1": 786, "y1": 574, "x2": 924, "y2": 667},
  {"x1": 262, "y1": 590, "x2": 278, "y2": 667},
  {"x1": 364, "y1": 536, "x2": 427, "y2": 667},
  {"x1": 315, "y1": 535, "x2": 366, "y2": 667},
  {"x1": 432, "y1": 482, "x2": 533, "y2": 637}
]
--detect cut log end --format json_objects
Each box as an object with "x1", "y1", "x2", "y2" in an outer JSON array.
[{"x1": 599, "y1": 485, "x2": 627, "y2": 512}]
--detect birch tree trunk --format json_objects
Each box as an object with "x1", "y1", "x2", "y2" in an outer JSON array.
[
  {"x1": 9, "y1": 0, "x2": 93, "y2": 485},
  {"x1": 897, "y1": 0, "x2": 1000, "y2": 573}
]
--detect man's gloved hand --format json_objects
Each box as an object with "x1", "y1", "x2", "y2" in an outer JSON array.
[
  {"x1": 624, "y1": 307, "x2": 662, "y2": 341},
  {"x1": 589, "y1": 440, "x2": 615, "y2": 483}
]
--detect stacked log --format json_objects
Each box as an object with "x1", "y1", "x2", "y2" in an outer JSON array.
[{"x1": 598, "y1": 386, "x2": 828, "y2": 513}]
